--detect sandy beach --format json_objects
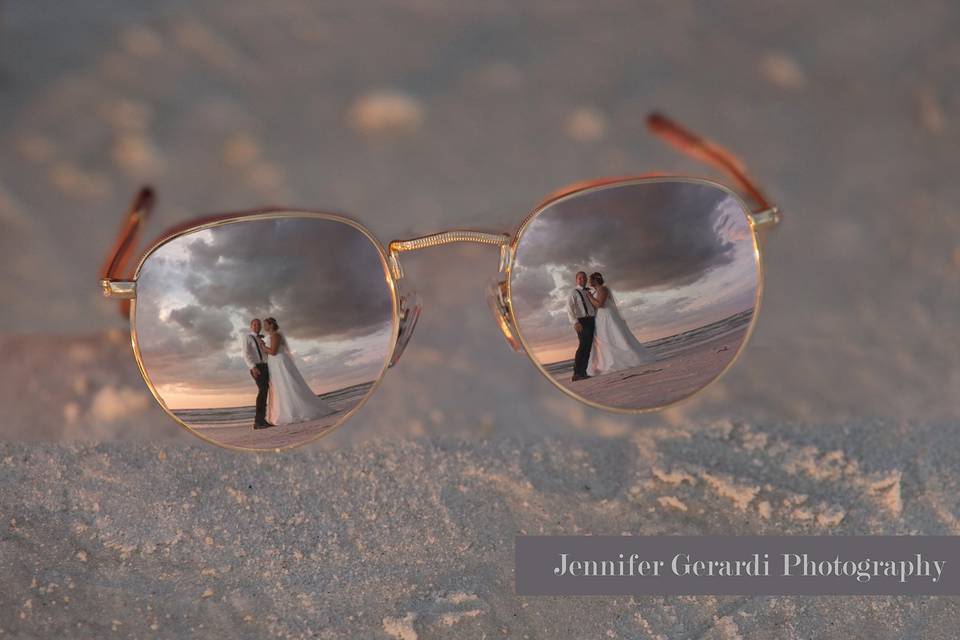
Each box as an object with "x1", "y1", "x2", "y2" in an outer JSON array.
[
  {"x1": 5, "y1": 422, "x2": 960, "y2": 637},
  {"x1": 190, "y1": 410, "x2": 344, "y2": 449},
  {"x1": 555, "y1": 325, "x2": 749, "y2": 409},
  {"x1": 183, "y1": 387, "x2": 369, "y2": 449}
]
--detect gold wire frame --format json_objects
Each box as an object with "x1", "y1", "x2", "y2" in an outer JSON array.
[
  {"x1": 504, "y1": 175, "x2": 766, "y2": 415},
  {"x1": 126, "y1": 210, "x2": 401, "y2": 453},
  {"x1": 100, "y1": 111, "x2": 783, "y2": 448}
]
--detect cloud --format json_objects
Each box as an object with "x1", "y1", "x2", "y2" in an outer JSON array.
[
  {"x1": 512, "y1": 181, "x2": 740, "y2": 306},
  {"x1": 167, "y1": 304, "x2": 234, "y2": 351},
  {"x1": 177, "y1": 218, "x2": 392, "y2": 340}
]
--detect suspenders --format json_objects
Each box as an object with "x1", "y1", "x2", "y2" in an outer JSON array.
[
  {"x1": 575, "y1": 289, "x2": 594, "y2": 318},
  {"x1": 252, "y1": 334, "x2": 263, "y2": 362}
]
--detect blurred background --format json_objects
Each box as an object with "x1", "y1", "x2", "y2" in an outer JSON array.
[{"x1": 1, "y1": 1, "x2": 958, "y2": 443}]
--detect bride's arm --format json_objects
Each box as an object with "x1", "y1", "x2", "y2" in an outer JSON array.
[
  {"x1": 589, "y1": 286, "x2": 608, "y2": 308},
  {"x1": 262, "y1": 334, "x2": 281, "y2": 356}
]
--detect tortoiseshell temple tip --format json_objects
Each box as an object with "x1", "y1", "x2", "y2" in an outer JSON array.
[
  {"x1": 644, "y1": 111, "x2": 777, "y2": 216},
  {"x1": 132, "y1": 186, "x2": 155, "y2": 215},
  {"x1": 646, "y1": 112, "x2": 699, "y2": 148}
]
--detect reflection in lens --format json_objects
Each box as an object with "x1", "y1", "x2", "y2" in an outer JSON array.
[
  {"x1": 510, "y1": 180, "x2": 759, "y2": 411},
  {"x1": 134, "y1": 216, "x2": 395, "y2": 449}
]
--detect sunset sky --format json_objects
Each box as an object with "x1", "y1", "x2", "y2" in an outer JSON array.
[
  {"x1": 509, "y1": 181, "x2": 758, "y2": 365},
  {"x1": 134, "y1": 217, "x2": 394, "y2": 410}
]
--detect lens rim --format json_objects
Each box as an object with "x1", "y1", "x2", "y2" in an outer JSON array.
[
  {"x1": 129, "y1": 210, "x2": 400, "y2": 452},
  {"x1": 506, "y1": 176, "x2": 764, "y2": 414}
]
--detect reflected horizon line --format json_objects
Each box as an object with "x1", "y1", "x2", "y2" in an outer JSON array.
[
  {"x1": 537, "y1": 306, "x2": 754, "y2": 368},
  {"x1": 169, "y1": 378, "x2": 377, "y2": 414}
]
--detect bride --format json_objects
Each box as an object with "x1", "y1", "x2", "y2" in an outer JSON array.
[
  {"x1": 259, "y1": 317, "x2": 336, "y2": 425},
  {"x1": 585, "y1": 272, "x2": 658, "y2": 376}
]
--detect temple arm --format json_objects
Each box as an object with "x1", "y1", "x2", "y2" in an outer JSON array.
[
  {"x1": 646, "y1": 112, "x2": 781, "y2": 226},
  {"x1": 99, "y1": 186, "x2": 154, "y2": 315},
  {"x1": 538, "y1": 113, "x2": 782, "y2": 229}
]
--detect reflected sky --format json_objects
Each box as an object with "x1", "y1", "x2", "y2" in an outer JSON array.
[
  {"x1": 135, "y1": 217, "x2": 394, "y2": 409},
  {"x1": 510, "y1": 182, "x2": 758, "y2": 364}
]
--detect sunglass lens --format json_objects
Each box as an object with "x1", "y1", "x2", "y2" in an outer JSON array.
[
  {"x1": 510, "y1": 180, "x2": 760, "y2": 411},
  {"x1": 134, "y1": 216, "x2": 396, "y2": 449}
]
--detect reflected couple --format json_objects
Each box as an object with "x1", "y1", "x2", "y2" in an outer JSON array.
[
  {"x1": 510, "y1": 180, "x2": 760, "y2": 410},
  {"x1": 134, "y1": 216, "x2": 396, "y2": 450},
  {"x1": 242, "y1": 317, "x2": 335, "y2": 430},
  {"x1": 568, "y1": 270, "x2": 657, "y2": 382}
]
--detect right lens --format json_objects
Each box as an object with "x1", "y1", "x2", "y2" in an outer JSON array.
[
  {"x1": 132, "y1": 214, "x2": 397, "y2": 450},
  {"x1": 509, "y1": 178, "x2": 761, "y2": 412}
]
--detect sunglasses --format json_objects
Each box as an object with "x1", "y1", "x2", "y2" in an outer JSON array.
[{"x1": 100, "y1": 112, "x2": 781, "y2": 451}]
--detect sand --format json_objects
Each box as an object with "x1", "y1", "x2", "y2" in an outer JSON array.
[
  {"x1": 4, "y1": 423, "x2": 960, "y2": 638},
  {"x1": 4, "y1": 332, "x2": 960, "y2": 637},
  {"x1": 191, "y1": 408, "x2": 348, "y2": 450},
  {"x1": 558, "y1": 327, "x2": 748, "y2": 409}
]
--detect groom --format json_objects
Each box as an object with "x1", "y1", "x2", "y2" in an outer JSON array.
[
  {"x1": 242, "y1": 318, "x2": 273, "y2": 429},
  {"x1": 567, "y1": 271, "x2": 596, "y2": 382}
]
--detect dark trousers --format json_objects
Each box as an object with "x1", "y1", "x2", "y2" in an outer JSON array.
[
  {"x1": 573, "y1": 316, "x2": 595, "y2": 377},
  {"x1": 252, "y1": 362, "x2": 270, "y2": 424}
]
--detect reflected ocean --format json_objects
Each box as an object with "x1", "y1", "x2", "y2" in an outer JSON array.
[
  {"x1": 173, "y1": 381, "x2": 375, "y2": 428},
  {"x1": 544, "y1": 308, "x2": 754, "y2": 377}
]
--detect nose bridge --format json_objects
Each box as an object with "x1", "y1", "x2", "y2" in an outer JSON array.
[
  {"x1": 384, "y1": 229, "x2": 524, "y2": 360},
  {"x1": 387, "y1": 230, "x2": 511, "y2": 279}
]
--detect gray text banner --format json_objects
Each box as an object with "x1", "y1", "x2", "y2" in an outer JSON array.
[{"x1": 515, "y1": 536, "x2": 960, "y2": 595}]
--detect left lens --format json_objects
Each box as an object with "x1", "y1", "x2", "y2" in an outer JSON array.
[
  {"x1": 133, "y1": 214, "x2": 397, "y2": 450},
  {"x1": 509, "y1": 178, "x2": 760, "y2": 412}
]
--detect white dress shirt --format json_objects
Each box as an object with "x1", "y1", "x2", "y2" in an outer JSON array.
[
  {"x1": 241, "y1": 331, "x2": 265, "y2": 369},
  {"x1": 567, "y1": 286, "x2": 596, "y2": 326}
]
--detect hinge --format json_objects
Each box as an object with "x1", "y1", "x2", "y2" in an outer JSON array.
[
  {"x1": 101, "y1": 279, "x2": 137, "y2": 299},
  {"x1": 749, "y1": 206, "x2": 782, "y2": 229}
]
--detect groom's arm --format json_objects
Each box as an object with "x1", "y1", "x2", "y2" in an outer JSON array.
[
  {"x1": 241, "y1": 335, "x2": 257, "y2": 370},
  {"x1": 566, "y1": 292, "x2": 580, "y2": 330}
]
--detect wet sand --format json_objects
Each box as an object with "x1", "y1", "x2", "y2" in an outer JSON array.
[
  {"x1": 189, "y1": 397, "x2": 360, "y2": 449},
  {"x1": 191, "y1": 412, "x2": 343, "y2": 449},
  {"x1": 557, "y1": 326, "x2": 749, "y2": 408}
]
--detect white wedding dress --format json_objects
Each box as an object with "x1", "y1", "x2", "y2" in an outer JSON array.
[
  {"x1": 266, "y1": 332, "x2": 336, "y2": 425},
  {"x1": 588, "y1": 289, "x2": 658, "y2": 376}
]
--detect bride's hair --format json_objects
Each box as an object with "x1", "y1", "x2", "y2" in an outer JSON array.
[
  {"x1": 264, "y1": 317, "x2": 279, "y2": 331},
  {"x1": 589, "y1": 272, "x2": 604, "y2": 286}
]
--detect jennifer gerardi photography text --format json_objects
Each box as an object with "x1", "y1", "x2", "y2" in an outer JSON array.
[
  {"x1": 554, "y1": 552, "x2": 945, "y2": 583},
  {"x1": 515, "y1": 536, "x2": 960, "y2": 596}
]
